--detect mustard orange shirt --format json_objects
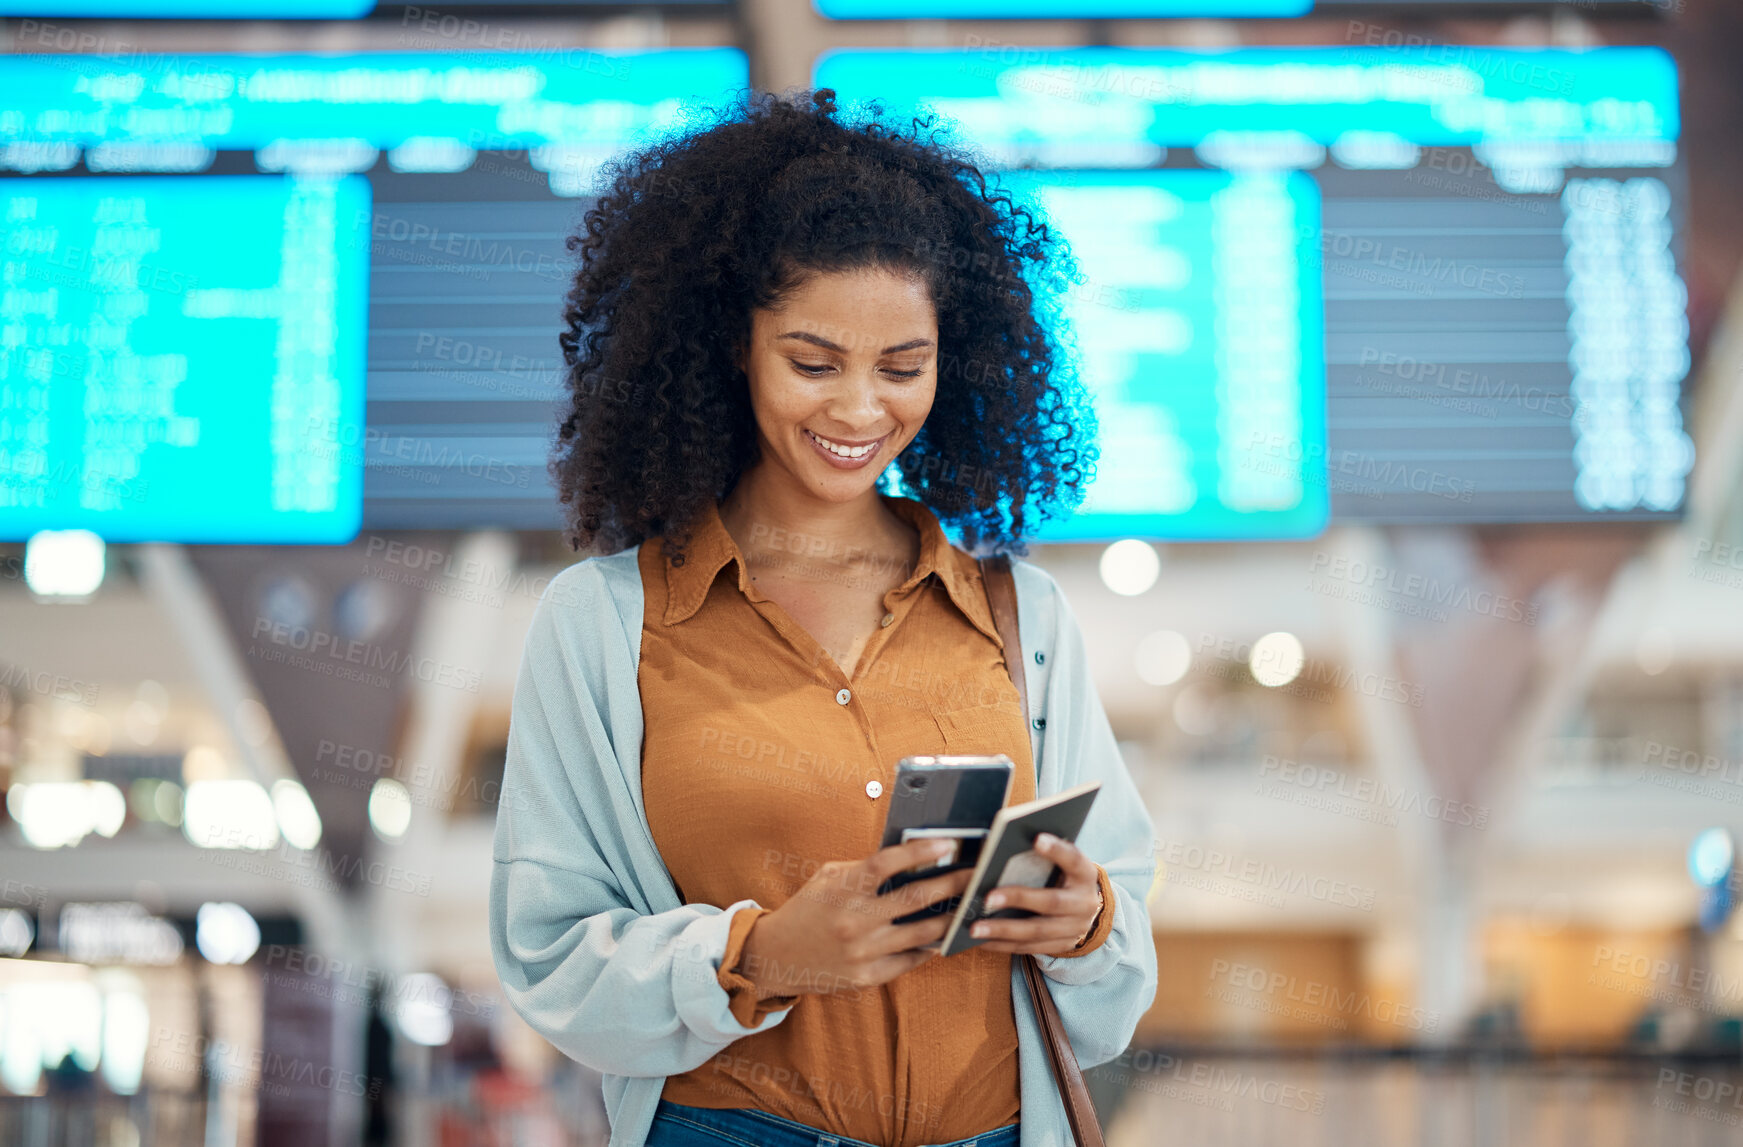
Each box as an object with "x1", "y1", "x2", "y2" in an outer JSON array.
[{"x1": 636, "y1": 493, "x2": 1113, "y2": 1147}]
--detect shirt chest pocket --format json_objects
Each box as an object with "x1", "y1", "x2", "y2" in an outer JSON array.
[{"x1": 930, "y1": 700, "x2": 1030, "y2": 761}]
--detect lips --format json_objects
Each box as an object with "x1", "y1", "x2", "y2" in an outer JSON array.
[{"x1": 804, "y1": 428, "x2": 888, "y2": 469}]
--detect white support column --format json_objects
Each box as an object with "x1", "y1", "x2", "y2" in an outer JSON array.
[
  {"x1": 135, "y1": 542, "x2": 348, "y2": 956},
  {"x1": 366, "y1": 530, "x2": 517, "y2": 973},
  {"x1": 1317, "y1": 524, "x2": 1480, "y2": 1043},
  {"x1": 1315, "y1": 525, "x2": 1439, "y2": 867}
]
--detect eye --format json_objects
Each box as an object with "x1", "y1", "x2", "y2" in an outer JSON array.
[
  {"x1": 884, "y1": 367, "x2": 925, "y2": 379},
  {"x1": 789, "y1": 360, "x2": 832, "y2": 377}
]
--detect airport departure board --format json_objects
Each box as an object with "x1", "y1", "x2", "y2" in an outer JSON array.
[
  {"x1": 816, "y1": 0, "x2": 1309, "y2": 15},
  {"x1": 815, "y1": 0, "x2": 1659, "y2": 14},
  {"x1": 0, "y1": 49, "x2": 749, "y2": 538},
  {"x1": 0, "y1": 175, "x2": 370, "y2": 542},
  {"x1": 1001, "y1": 169, "x2": 1327, "y2": 541},
  {"x1": 0, "y1": 45, "x2": 1690, "y2": 538},
  {"x1": 818, "y1": 46, "x2": 1691, "y2": 529},
  {"x1": 8, "y1": 2, "x2": 372, "y2": 13}
]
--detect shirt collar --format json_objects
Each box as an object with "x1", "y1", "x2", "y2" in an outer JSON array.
[{"x1": 659, "y1": 494, "x2": 1003, "y2": 650}]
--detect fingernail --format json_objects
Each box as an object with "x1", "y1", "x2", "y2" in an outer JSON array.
[
  {"x1": 985, "y1": 893, "x2": 1005, "y2": 909},
  {"x1": 1035, "y1": 832, "x2": 1056, "y2": 849},
  {"x1": 972, "y1": 923, "x2": 988, "y2": 937}
]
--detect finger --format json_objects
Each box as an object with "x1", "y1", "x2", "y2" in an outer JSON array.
[
  {"x1": 864, "y1": 838, "x2": 959, "y2": 886},
  {"x1": 972, "y1": 936, "x2": 1081, "y2": 956},
  {"x1": 880, "y1": 863, "x2": 974, "y2": 913},
  {"x1": 891, "y1": 904, "x2": 960, "y2": 944},
  {"x1": 1034, "y1": 833, "x2": 1098, "y2": 882},
  {"x1": 867, "y1": 947, "x2": 938, "y2": 984},
  {"x1": 982, "y1": 885, "x2": 1090, "y2": 916},
  {"x1": 966, "y1": 915, "x2": 1080, "y2": 945}
]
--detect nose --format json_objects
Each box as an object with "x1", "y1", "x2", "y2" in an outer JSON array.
[{"x1": 826, "y1": 367, "x2": 887, "y2": 430}]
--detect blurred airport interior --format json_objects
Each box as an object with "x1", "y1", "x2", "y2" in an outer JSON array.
[{"x1": 5, "y1": 0, "x2": 1743, "y2": 1144}]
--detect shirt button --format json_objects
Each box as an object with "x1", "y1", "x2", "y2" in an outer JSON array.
[
  {"x1": 880, "y1": 612, "x2": 894, "y2": 628},
  {"x1": 1034, "y1": 650, "x2": 1046, "y2": 665},
  {"x1": 1032, "y1": 716, "x2": 1046, "y2": 731},
  {"x1": 836, "y1": 688, "x2": 852, "y2": 705},
  {"x1": 866, "y1": 780, "x2": 883, "y2": 799}
]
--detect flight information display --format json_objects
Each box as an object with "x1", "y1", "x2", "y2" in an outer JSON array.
[
  {"x1": 817, "y1": 0, "x2": 1308, "y2": 15},
  {"x1": 0, "y1": 48, "x2": 749, "y2": 534},
  {"x1": 0, "y1": 46, "x2": 1687, "y2": 537},
  {"x1": 1, "y1": 48, "x2": 748, "y2": 167},
  {"x1": 817, "y1": 46, "x2": 1691, "y2": 527},
  {"x1": 815, "y1": 0, "x2": 1659, "y2": 12},
  {"x1": 2, "y1": 1, "x2": 723, "y2": 15},
  {"x1": 1337, "y1": 0, "x2": 1663, "y2": 6},
  {"x1": 6, "y1": 1, "x2": 374, "y2": 13},
  {"x1": 0, "y1": 175, "x2": 369, "y2": 542},
  {"x1": 1004, "y1": 170, "x2": 1327, "y2": 541}
]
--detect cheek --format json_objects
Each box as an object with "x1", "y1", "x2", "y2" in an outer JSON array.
[
  {"x1": 747, "y1": 367, "x2": 816, "y2": 435},
  {"x1": 894, "y1": 384, "x2": 937, "y2": 432}
]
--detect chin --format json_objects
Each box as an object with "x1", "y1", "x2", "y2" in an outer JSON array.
[{"x1": 806, "y1": 469, "x2": 885, "y2": 502}]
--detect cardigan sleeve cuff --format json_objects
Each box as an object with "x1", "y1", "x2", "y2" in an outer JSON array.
[
  {"x1": 1054, "y1": 864, "x2": 1115, "y2": 959},
  {"x1": 716, "y1": 905, "x2": 801, "y2": 1028}
]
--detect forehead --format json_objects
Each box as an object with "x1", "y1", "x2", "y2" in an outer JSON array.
[{"x1": 756, "y1": 266, "x2": 937, "y2": 346}]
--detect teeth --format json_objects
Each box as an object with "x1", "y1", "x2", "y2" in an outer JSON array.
[{"x1": 808, "y1": 430, "x2": 878, "y2": 459}]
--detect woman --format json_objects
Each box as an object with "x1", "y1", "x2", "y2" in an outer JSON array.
[{"x1": 488, "y1": 88, "x2": 1157, "y2": 1147}]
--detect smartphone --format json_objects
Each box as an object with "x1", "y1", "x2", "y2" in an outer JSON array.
[{"x1": 877, "y1": 755, "x2": 1014, "y2": 921}]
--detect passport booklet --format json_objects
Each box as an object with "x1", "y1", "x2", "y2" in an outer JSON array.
[{"x1": 925, "y1": 779, "x2": 1102, "y2": 957}]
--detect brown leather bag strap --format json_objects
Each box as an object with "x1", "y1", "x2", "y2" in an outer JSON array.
[
  {"x1": 980, "y1": 554, "x2": 1029, "y2": 720},
  {"x1": 1019, "y1": 951, "x2": 1107, "y2": 1147},
  {"x1": 979, "y1": 555, "x2": 1107, "y2": 1147}
]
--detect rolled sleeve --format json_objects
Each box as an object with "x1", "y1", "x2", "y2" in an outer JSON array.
[
  {"x1": 716, "y1": 905, "x2": 801, "y2": 1029},
  {"x1": 1055, "y1": 863, "x2": 1115, "y2": 959}
]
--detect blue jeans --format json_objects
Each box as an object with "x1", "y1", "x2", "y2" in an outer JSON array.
[{"x1": 645, "y1": 1098, "x2": 1020, "y2": 1147}]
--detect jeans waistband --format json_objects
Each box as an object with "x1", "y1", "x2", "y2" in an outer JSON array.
[{"x1": 651, "y1": 1098, "x2": 1020, "y2": 1147}]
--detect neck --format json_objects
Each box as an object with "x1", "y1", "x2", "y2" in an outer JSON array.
[{"x1": 718, "y1": 463, "x2": 901, "y2": 562}]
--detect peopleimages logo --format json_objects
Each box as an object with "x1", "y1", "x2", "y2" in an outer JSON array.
[
  {"x1": 1100, "y1": 1048, "x2": 1327, "y2": 1115},
  {"x1": 1591, "y1": 946, "x2": 1743, "y2": 1000},
  {"x1": 1197, "y1": 635, "x2": 1426, "y2": 708},
  {"x1": 0, "y1": 661, "x2": 100, "y2": 706},
  {"x1": 1308, "y1": 551, "x2": 1538, "y2": 625},
  {"x1": 1641, "y1": 740, "x2": 1743, "y2": 785},
  {"x1": 1311, "y1": 234, "x2": 1527, "y2": 300},
  {"x1": 1257, "y1": 756, "x2": 1489, "y2": 829},
  {"x1": 303, "y1": 415, "x2": 531, "y2": 489},
  {"x1": 1208, "y1": 959, "x2": 1440, "y2": 1033},
  {"x1": 1355, "y1": 348, "x2": 1576, "y2": 418},
  {"x1": 1153, "y1": 837, "x2": 1378, "y2": 911},
  {"x1": 1245, "y1": 431, "x2": 1477, "y2": 503},
  {"x1": 363, "y1": 536, "x2": 572, "y2": 607},
  {"x1": 249, "y1": 617, "x2": 482, "y2": 693}
]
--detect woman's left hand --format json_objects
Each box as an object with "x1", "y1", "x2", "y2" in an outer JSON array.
[{"x1": 968, "y1": 832, "x2": 1104, "y2": 955}]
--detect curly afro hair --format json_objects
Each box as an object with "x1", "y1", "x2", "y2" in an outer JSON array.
[{"x1": 551, "y1": 86, "x2": 1098, "y2": 558}]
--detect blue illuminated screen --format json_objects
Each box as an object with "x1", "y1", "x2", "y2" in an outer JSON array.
[
  {"x1": 1003, "y1": 170, "x2": 1327, "y2": 542},
  {"x1": 817, "y1": 0, "x2": 1309, "y2": 15},
  {"x1": 0, "y1": 176, "x2": 370, "y2": 542},
  {"x1": 0, "y1": 48, "x2": 750, "y2": 538},
  {"x1": 819, "y1": 46, "x2": 1690, "y2": 531},
  {"x1": 0, "y1": 45, "x2": 1686, "y2": 537},
  {"x1": 4, "y1": 1, "x2": 374, "y2": 14}
]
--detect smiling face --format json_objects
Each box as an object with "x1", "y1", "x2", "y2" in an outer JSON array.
[{"x1": 735, "y1": 264, "x2": 939, "y2": 506}]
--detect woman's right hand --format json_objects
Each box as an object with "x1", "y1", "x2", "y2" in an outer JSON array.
[{"x1": 735, "y1": 838, "x2": 976, "y2": 1000}]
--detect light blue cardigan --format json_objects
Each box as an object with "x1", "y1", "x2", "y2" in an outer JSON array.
[{"x1": 488, "y1": 545, "x2": 1158, "y2": 1147}]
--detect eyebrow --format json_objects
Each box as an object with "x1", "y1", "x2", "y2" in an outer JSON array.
[{"x1": 777, "y1": 331, "x2": 935, "y2": 354}]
